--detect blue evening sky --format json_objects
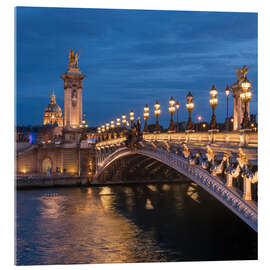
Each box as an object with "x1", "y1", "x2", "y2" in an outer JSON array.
[{"x1": 16, "y1": 7, "x2": 257, "y2": 127}]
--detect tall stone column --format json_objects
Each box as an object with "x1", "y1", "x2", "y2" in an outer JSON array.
[
  {"x1": 61, "y1": 49, "x2": 86, "y2": 128},
  {"x1": 231, "y1": 66, "x2": 251, "y2": 131},
  {"x1": 61, "y1": 71, "x2": 85, "y2": 128}
]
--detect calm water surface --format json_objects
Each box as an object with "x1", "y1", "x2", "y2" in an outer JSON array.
[{"x1": 16, "y1": 182, "x2": 257, "y2": 265}]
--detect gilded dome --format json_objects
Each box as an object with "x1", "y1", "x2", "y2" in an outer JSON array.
[
  {"x1": 43, "y1": 90, "x2": 63, "y2": 127},
  {"x1": 45, "y1": 103, "x2": 62, "y2": 114}
]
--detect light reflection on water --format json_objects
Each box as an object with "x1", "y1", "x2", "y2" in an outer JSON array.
[{"x1": 16, "y1": 183, "x2": 257, "y2": 265}]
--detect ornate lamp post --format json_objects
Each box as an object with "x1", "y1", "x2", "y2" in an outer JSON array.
[
  {"x1": 101, "y1": 125, "x2": 105, "y2": 133},
  {"x1": 154, "y1": 101, "x2": 161, "y2": 133},
  {"x1": 106, "y1": 122, "x2": 110, "y2": 139},
  {"x1": 101, "y1": 124, "x2": 106, "y2": 140},
  {"x1": 116, "y1": 117, "x2": 121, "y2": 129},
  {"x1": 143, "y1": 105, "x2": 149, "y2": 133},
  {"x1": 240, "y1": 77, "x2": 252, "y2": 130},
  {"x1": 110, "y1": 120, "x2": 115, "y2": 130},
  {"x1": 209, "y1": 85, "x2": 219, "y2": 130},
  {"x1": 225, "y1": 85, "x2": 230, "y2": 131},
  {"x1": 176, "y1": 101, "x2": 180, "y2": 132},
  {"x1": 97, "y1": 126, "x2": 101, "y2": 141},
  {"x1": 110, "y1": 120, "x2": 115, "y2": 138},
  {"x1": 122, "y1": 114, "x2": 127, "y2": 129},
  {"x1": 130, "y1": 110, "x2": 135, "y2": 127},
  {"x1": 186, "y1": 92, "x2": 194, "y2": 131},
  {"x1": 116, "y1": 117, "x2": 121, "y2": 137},
  {"x1": 168, "y1": 97, "x2": 176, "y2": 132}
]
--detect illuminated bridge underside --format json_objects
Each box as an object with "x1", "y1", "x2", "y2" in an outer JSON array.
[{"x1": 95, "y1": 147, "x2": 257, "y2": 232}]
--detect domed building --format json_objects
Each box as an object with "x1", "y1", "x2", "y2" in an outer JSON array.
[{"x1": 43, "y1": 90, "x2": 63, "y2": 127}]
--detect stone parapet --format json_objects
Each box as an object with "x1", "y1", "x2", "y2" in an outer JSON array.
[{"x1": 143, "y1": 132, "x2": 257, "y2": 148}]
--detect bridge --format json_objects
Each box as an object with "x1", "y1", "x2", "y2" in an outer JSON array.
[{"x1": 94, "y1": 131, "x2": 258, "y2": 232}]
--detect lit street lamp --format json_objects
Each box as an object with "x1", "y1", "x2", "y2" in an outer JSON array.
[
  {"x1": 168, "y1": 97, "x2": 176, "y2": 132},
  {"x1": 240, "y1": 77, "x2": 252, "y2": 130},
  {"x1": 97, "y1": 126, "x2": 101, "y2": 141},
  {"x1": 197, "y1": 115, "x2": 202, "y2": 131},
  {"x1": 110, "y1": 120, "x2": 115, "y2": 138},
  {"x1": 143, "y1": 105, "x2": 149, "y2": 132},
  {"x1": 122, "y1": 114, "x2": 127, "y2": 129},
  {"x1": 116, "y1": 117, "x2": 121, "y2": 129},
  {"x1": 106, "y1": 122, "x2": 110, "y2": 139},
  {"x1": 154, "y1": 101, "x2": 161, "y2": 133},
  {"x1": 209, "y1": 85, "x2": 218, "y2": 130},
  {"x1": 176, "y1": 101, "x2": 180, "y2": 132},
  {"x1": 101, "y1": 124, "x2": 106, "y2": 140},
  {"x1": 186, "y1": 92, "x2": 194, "y2": 131},
  {"x1": 225, "y1": 85, "x2": 230, "y2": 131},
  {"x1": 130, "y1": 110, "x2": 135, "y2": 127},
  {"x1": 110, "y1": 120, "x2": 115, "y2": 129}
]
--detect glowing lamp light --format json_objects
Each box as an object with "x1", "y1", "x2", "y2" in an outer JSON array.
[
  {"x1": 144, "y1": 105, "x2": 150, "y2": 120},
  {"x1": 176, "y1": 101, "x2": 180, "y2": 110},
  {"x1": 241, "y1": 77, "x2": 251, "y2": 91},
  {"x1": 169, "y1": 96, "x2": 175, "y2": 106},
  {"x1": 225, "y1": 85, "x2": 230, "y2": 96},
  {"x1": 101, "y1": 125, "x2": 105, "y2": 132},
  {"x1": 110, "y1": 120, "x2": 115, "y2": 129},
  {"x1": 130, "y1": 110, "x2": 135, "y2": 122},
  {"x1": 154, "y1": 101, "x2": 161, "y2": 116},
  {"x1": 209, "y1": 85, "x2": 218, "y2": 97},
  {"x1": 186, "y1": 103, "x2": 194, "y2": 110},
  {"x1": 116, "y1": 117, "x2": 121, "y2": 127},
  {"x1": 122, "y1": 114, "x2": 127, "y2": 128},
  {"x1": 106, "y1": 122, "x2": 110, "y2": 131},
  {"x1": 169, "y1": 106, "x2": 176, "y2": 113},
  {"x1": 209, "y1": 85, "x2": 218, "y2": 108}
]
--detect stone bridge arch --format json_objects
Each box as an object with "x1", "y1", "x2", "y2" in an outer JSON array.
[{"x1": 95, "y1": 146, "x2": 257, "y2": 232}]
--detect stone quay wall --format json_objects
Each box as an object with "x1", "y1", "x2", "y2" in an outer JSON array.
[{"x1": 16, "y1": 176, "x2": 90, "y2": 189}]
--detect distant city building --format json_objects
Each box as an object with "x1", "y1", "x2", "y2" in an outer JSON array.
[{"x1": 43, "y1": 90, "x2": 63, "y2": 127}]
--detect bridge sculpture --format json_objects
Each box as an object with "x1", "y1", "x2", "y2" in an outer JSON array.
[{"x1": 94, "y1": 131, "x2": 258, "y2": 232}]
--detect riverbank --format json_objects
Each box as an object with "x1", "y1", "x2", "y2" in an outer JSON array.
[
  {"x1": 16, "y1": 175, "x2": 190, "y2": 189},
  {"x1": 16, "y1": 176, "x2": 90, "y2": 189}
]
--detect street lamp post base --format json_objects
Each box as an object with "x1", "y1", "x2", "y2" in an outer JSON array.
[
  {"x1": 239, "y1": 129, "x2": 253, "y2": 133},
  {"x1": 208, "y1": 129, "x2": 219, "y2": 133}
]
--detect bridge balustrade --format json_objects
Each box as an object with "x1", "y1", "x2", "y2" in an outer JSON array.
[{"x1": 143, "y1": 132, "x2": 257, "y2": 148}]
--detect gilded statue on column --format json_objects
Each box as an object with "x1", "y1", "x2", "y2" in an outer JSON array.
[
  {"x1": 235, "y1": 65, "x2": 248, "y2": 81},
  {"x1": 68, "y1": 49, "x2": 80, "y2": 72}
]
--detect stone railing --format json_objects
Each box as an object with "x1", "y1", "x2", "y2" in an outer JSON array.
[
  {"x1": 143, "y1": 131, "x2": 257, "y2": 148},
  {"x1": 95, "y1": 137, "x2": 127, "y2": 149}
]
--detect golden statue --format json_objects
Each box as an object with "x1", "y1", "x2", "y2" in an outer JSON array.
[
  {"x1": 235, "y1": 65, "x2": 248, "y2": 81},
  {"x1": 68, "y1": 49, "x2": 80, "y2": 71}
]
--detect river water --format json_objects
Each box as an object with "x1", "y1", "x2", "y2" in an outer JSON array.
[{"x1": 16, "y1": 182, "x2": 257, "y2": 265}]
